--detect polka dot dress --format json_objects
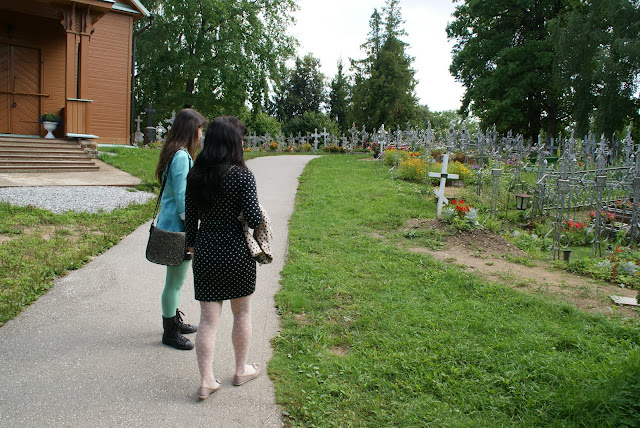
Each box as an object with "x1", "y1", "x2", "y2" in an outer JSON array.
[{"x1": 185, "y1": 166, "x2": 262, "y2": 301}]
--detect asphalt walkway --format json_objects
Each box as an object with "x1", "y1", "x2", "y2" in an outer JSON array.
[{"x1": 0, "y1": 155, "x2": 320, "y2": 427}]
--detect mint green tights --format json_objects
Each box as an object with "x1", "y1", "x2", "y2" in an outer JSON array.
[{"x1": 161, "y1": 260, "x2": 190, "y2": 318}]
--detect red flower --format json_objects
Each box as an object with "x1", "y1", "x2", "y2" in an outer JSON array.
[
  {"x1": 451, "y1": 199, "x2": 458, "y2": 206},
  {"x1": 616, "y1": 246, "x2": 624, "y2": 253}
]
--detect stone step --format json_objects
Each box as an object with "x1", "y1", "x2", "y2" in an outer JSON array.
[
  {"x1": 0, "y1": 159, "x2": 95, "y2": 166},
  {"x1": 0, "y1": 165, "x2": 100, "y2": 173},
  {"x1": 0, "y1": 137, "x2": 97, "y2": 173},
  {"x1": 0, "y1": 141, "x2": 81, "y2": 150},
  {"x1": 0, "y1": 150, "x2": 89, "y2": 158}
]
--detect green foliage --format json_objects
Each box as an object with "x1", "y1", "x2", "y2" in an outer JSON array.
[
  {"x1": 245, "y1": 112, "x2": 282, "y2": 136},
  {"x1": 397, "y1": 157, "x2": 426, "y2": 182},
  {"x1": 274, "y1": 54, "x2": 327, "y2": 122},
  {"x1": 448, "y1": 0, "x2": 640, "y2": 140},
  {"x1": 447, "y1": 0, "x2": 562, "y2": 140},
  {"x1": 350, "y1": 0, "x2": 419, "y2": 131},
  {"x1": 551, "y1": 0, "x2": 640, "y2": 138},
  {"x1": 135, "y1": 0, "x2": 296, "y2": 121},
  {"x1": 382, "y1": 149, "x2": 410, "y2": 166},
  {"x1": 282, "y1": 111, "x2": 338, "y2": 137}
]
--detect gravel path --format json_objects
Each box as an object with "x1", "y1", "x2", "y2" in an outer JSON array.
[{"x1": 0, "y1": 186, "x2": 155, "y2": 213}]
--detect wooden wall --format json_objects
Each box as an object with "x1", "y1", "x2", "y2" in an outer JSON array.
[
  {"x1": 88, "y1": 13, "x2": 133, "y2": 145},
  {"x1": 0, "y1": 12, "x2": 66, "y2": 137},
  {"x1": 0, "y1": 8, "x2": 135, "y2": 143}
]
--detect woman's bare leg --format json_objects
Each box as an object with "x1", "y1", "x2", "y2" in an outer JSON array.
[
  {"x1": 230, "y1": 295, "x2": 256, "y2": 376},
  {"x1": 195, "y1": 301, "x2": 223, "y2": 388}
]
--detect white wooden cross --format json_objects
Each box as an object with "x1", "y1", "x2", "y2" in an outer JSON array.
[
  {"x1": 428, "y1": 153, "x2": 459, "y2": 219},
  {"x1": 311, "y1": 128, "x2": 321, "y2": 151}
]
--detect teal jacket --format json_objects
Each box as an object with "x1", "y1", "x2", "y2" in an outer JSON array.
[{"x1": 157, "y1": 148, "x2": 193, "y2": 233}]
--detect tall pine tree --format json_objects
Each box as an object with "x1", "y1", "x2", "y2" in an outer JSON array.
[
  {"x1": 350, "y1": 0, "x2": 419, "y2": 131},
  {"x1": 329, "y1": 60, "x2": 351, "y2": 135}
]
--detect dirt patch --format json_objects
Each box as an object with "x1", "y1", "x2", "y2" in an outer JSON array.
[
  {"x1": 398, "y1": 219, "x2": 639, "y2": 318},
  {"x1": 0, "y1": 226, "x2": 102, "y2": 244},
  {"x1": 328, "y1": 346, "x2": 349, "y2": 357}
]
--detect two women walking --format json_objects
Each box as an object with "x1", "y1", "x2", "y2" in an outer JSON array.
[{"x1": 154, "y1": 111, "x2": 263, "y2": 399}]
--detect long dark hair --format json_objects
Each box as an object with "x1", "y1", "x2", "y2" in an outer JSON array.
[
  {"x1": 155, "y1": 108, "x2": 207, "y2": 181},
  {"x1": 187, "y1": 116, "x2": 247, "y2": 211}
]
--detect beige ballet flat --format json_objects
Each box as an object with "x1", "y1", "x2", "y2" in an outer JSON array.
[
  {"x1": 233, "y1": 363, "x2": 261, "y2": 386},
  {"x1": 197, "y1": 380, "x2": 221, "y2": 400}
]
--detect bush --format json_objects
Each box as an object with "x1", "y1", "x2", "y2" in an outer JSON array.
[
  {"x1": 428, "y1": 161, "x2": 471, "y2": 183},
  {"x1": 300, "y1": 143, "x2": 313, "y2": 152},
  {"x1": 397, "y1": 158, "x2": 426, "y2": 182},
  {"x1": 449, "y1": 161, "x2": 471, "y2": 180},
  {"x1": 383, "y1": 149, "x2": 410, "y2": 166},
  {"x1": 451, "y1": 151, "x2": 467, "y2": 163}
]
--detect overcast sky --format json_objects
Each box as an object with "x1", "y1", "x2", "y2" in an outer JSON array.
[{"x1": 290, "y1": 0, "x2": 466, "y2": 112}]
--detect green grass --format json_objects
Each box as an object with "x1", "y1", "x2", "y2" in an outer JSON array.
[{"x1": 271, "y1": 155, "x2": 640, "y2": 427}]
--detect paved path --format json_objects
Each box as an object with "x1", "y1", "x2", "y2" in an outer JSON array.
[{"x1": 0, "y1": 155, "x2": 319, "y2": 427}]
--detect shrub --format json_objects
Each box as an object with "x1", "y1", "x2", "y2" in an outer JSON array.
[
  {"x1": 383, "y1": 149, "x2": 410, "y2": 166},
  {"x1": 449, "y1": 161, "x2": 471, "y2": 180},
  {"x1": 397, "y1": 158, "x2": 426, "y2": 182},
  {"x1": 324, "y1": 145, "x2": 345, "y2": 153},
  {"x1": 301, "y1": 143, "x2": 313, "y2": 152},
  {"x1": 451, "y1": 151, "x2": 466, "y2": 163},
  {"x1": 269, "y1": 142, "x2": 279, "y2": 151},
  {"x1": 428, "y1": 161, "x2": 471, "y2": 184}
]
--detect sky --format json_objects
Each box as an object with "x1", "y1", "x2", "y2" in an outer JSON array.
[{"x1": 290, "y1": 0, "x2": 466, "y2": 113}]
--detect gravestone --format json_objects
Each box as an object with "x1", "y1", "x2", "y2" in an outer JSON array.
[
  {"x1": 134, "y1": 115, "x2": 144, "y2": 143},
  {"x1": 144, "y1": 103, "x2": 157, "y2": 145}
]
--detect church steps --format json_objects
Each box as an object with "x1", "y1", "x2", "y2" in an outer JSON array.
[{"x1": 0, "y1": 137, "x2": 98, "y2": 173}]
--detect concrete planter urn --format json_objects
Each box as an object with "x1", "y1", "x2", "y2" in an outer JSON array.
[
  {"x1": 43, "y1": 121, "x2": 58, "y2": 139},
  {"x1": 40, "y1": 113, "x2": 60, "y2": 139}
]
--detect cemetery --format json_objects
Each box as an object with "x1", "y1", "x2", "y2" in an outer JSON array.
[{"x1": 142, "y1": 116, "x2": 639, "y2": 305}]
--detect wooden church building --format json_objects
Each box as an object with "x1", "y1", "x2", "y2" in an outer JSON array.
[{"x1": 0, "y1": 0, "x2": 148, "y2": 146}]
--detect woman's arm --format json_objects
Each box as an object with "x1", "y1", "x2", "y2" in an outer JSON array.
[
  {"x1": 170, "y1": 150, "x2": 191, "y2": 222},
  {"x1": 185, "y1": 188, "x2": 198, "y2": 250},
  {"x1": 241, "y1": 169, "x2": 262, "y2": 229}
]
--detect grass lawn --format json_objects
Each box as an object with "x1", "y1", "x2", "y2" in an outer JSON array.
[{"x1": 271, "y1": 155, "x2": 640, "y2": 427}]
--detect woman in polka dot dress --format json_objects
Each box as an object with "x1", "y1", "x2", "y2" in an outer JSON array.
[{"x1": 185, "y1": 116, "x2": 263, "y2": 399}]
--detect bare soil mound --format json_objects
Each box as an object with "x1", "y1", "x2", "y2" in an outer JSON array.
[{"x1": 397, "y1": 219, "x2": 639, "y2": 318}]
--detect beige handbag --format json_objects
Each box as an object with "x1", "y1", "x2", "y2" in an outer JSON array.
[{"x1": 238, "y1": 204, "x2": 273, "y2": 265}]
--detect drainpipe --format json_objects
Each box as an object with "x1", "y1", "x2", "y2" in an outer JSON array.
[{"x1": 130, "y1": 14, "x2": 154, "y2": 145}]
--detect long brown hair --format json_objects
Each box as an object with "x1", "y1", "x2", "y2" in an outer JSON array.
[
  {"x1": 155, "y1": 108, "x2": 207, "y2": 181},
  {"x1": 187, "y1": 116, "x2": 247, "y2": 211}
]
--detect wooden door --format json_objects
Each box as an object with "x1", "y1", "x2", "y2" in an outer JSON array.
[{"x1": 0, "y1": 43, "x2": 41, "y2": 135}]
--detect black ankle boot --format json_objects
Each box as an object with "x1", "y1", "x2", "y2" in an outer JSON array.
[
  {"x1": 162, "y1": 316, "x2": 194, "y2": 350},
  {"x1": 176, "y1": 308, "x2": 198, "y2": 334}
]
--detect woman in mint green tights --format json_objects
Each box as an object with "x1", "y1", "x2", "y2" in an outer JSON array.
[{"x1": 155, "y1": 108, "x2": 207, "y2": 350}]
